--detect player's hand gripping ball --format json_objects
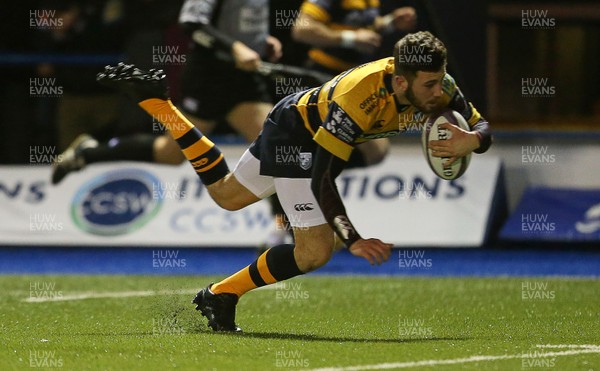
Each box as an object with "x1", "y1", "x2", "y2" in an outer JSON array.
[{"x1": 421, "y1": 109, "x2": 471, "y2": 180}]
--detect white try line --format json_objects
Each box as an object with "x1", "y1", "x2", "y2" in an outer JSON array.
[
  {"x1": 24, "y1": 284, "x2": 277, "y2": 303},
  {"x1": 307, "y1": 345, "x2": 600, "y2": 371},
  {"x1": 24, "y1": 289, "x2": 199, "y2": 303}
]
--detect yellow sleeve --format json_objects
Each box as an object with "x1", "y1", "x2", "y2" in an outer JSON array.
[
  {"x1": 314, "y1": 127, "x2": 354, "y2": 161},
  {"x1": 300, "y1": 1, "x2": 331, "y2": 23}
]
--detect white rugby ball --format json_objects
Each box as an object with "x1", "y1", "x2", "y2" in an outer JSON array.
[{"x1": 421, "y1": 109, "x2": 471, "y2": 180}]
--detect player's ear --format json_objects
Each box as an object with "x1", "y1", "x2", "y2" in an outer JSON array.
[{"x1": 395, "y1": 75, "x2": 409, "y2": 92}]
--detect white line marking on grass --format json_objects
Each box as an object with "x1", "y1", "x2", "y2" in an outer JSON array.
[
  {"x1": 307, "y1": 345, "x2": 600, "y2": 371},
  {"x1": 24, "y1": 289, "x2": 199, "y2": 303},
  {"x1": 24, "y1": 285, "x2": 277, "y2": 303},
  {"x1": 537, "y1": 344, "x2": 600, "y2": 349}
]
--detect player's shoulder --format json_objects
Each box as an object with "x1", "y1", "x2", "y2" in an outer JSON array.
[
  {"x1": 442, "y1": 73, "x2": 457, "y2": 97},
  {"x1": 338, "y1": 58, "x2": 394, "y2": 91}
]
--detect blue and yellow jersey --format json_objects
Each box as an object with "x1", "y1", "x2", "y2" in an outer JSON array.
[
  {"x1": 300, "y1": 0, "x2": 380, "y2": 72},
  {"x1": 292, "y1": 57, "x2": 483, "y2": 161}
]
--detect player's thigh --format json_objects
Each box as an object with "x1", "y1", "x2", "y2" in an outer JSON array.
[
  {"x1": 226, "y1": 102, "x2": 273, "y2": 142},
  {"x1": 273, "y1": 178, "x2": 335, "y2": 271},
  {"x1": 208, "y1": 149, "x2": 275, "y2": 211}
]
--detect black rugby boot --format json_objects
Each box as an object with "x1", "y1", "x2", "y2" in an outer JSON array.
[
  {"x1": 97, "y1": 62, "x2": 169, "y2": 101},
  {"x1": 192, "y1": 284, "x2": 242, "y2": 333}
]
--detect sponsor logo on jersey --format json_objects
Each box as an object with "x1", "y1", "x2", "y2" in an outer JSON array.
[{"x1": 325, "y1": 102, "x2": 361, "y2": 144}]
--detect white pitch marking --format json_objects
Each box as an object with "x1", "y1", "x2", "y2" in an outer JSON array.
[
  {"x1": 307, "y1": 345, "x2": 600, "y2": 371},
  {"x1": 537, "y1": 344, "x2": 600, "y2": 349},
  {"x1": 24, "y1": 289, "x2": 199, "y2": 303},
  {"x1": 24, "y1": 285, "x2": 277, "y2": 303}
]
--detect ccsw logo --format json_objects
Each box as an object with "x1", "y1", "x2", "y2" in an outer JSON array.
[{"x1": 71, "y1": 169, "x2": 162, "y2": 236}]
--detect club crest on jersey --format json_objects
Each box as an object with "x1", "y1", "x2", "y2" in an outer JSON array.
[{"x1": 299, "y1": 152, "x2": 312, "y2": 170}]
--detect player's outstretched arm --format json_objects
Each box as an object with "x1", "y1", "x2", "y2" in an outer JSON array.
[{"x1": 310, "y1": 145, "x2": 392, "y2": 265}]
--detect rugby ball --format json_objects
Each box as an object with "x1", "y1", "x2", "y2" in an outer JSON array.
[{"x1": 421, "y1": 109, "x2": 471, "y2": 180}]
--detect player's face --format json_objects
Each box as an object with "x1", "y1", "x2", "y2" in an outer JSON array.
[{"x1": 406, "y1": 70, "x2": 445, "y2": 113}]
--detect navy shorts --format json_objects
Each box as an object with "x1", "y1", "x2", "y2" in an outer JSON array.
[{"x1": 249, "y1": 91, "x2": 317, "y2": 178}]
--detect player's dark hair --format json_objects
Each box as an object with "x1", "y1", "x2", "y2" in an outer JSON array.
[{"x1": 393, "y1": 31, "x2": 447, "y2": 79}]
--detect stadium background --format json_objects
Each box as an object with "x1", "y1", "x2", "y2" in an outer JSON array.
[{"x1": 0, "y1": 1, "x2": 600, "y2": 253}]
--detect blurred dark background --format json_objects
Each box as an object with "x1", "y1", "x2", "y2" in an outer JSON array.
[{"x1": 0, "y1": 0, "x2": 598, "y2": 164}]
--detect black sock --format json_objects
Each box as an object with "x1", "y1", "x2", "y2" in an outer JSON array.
[
  {"x1": 82, "y1": 134, "x2": 155, "y2": 164},
  {"x1": 264, "y1": 243, "x2": 304, "y2": 279}
]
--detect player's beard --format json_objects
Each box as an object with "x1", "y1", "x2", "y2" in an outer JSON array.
[{"x1": 405, "y1": 83, "x2": 437, "y2": 114}]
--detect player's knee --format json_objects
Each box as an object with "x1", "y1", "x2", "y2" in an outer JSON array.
[
  {"x1": 294, "y1": 241, "x2": 333, "y2": 272},
  {"x1": 308, "y1": 249, "x2": 332, "y2": 271},
  {"x1": 211, "y1": 196, "x2": 244, "y2": 211}
]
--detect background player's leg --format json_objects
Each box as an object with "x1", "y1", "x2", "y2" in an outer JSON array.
[{"x1": 226, "y1": 102, "x2": 272, "y2": 142}]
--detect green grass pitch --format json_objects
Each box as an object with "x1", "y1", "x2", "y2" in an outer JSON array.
[{"x1": 2, "y1": 275, "x2": 599, "y2": 370}]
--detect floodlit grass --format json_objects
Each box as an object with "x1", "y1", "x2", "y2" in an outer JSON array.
[{"x1": 2, "y1": 275, "x2": 599, "y2": 370}]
